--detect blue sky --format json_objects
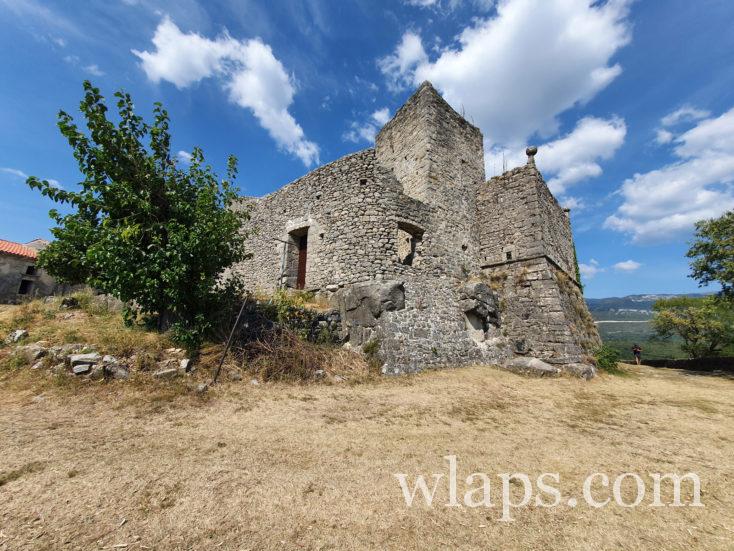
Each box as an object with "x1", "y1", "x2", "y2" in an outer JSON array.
[{"x1": 1, "y1": 0, "x2": 733, "y2": 298}]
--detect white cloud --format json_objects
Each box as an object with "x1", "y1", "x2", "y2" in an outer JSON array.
[
  {"x1": 403, "y1": 0, "x2": 496, "y2": 11},
  {"x1": 344, "y1": 108, "x2": 391, "y2": 144},
  {"x1": 372, "y1": 107, "x2": 391, "y2": 126},
  {"x1": 177, "y1": 150, "x2": 192, "y2": 165},
  {"x1": 579, "y1": 259, "x2": 603, "y2": 279},
  {"x1": 381, "y1": 0, "x2": 631, "y2": 195},
  {"x1": 84, "y1": 64, "x2": 104, "y2": 76},
  {"x1": 536, "y1": 116, "x2": 626, "y2": 194},
  {"x1": 660, "y1": 105, "x2": 710, "y2": 128},
  {"x1": 383, "y1": 0, "x2": 631, "y2": 145},
  {"x1": 1, "y1": 167, "x2": 29, "y2": 179},
  {"x1": 378, "y1": 31, "x2": 427, "y2": 93},
  {"x1": 1, "y1": 168, "x2": 61, "y2": 188},
  {"x1": 655, "y1": 129, "x2": 674, "y2": 145},
  {"x1": 133, "y1": 17, "x2": 319, "y2": 166},
  {"x1": 605, "y1": 107, "x2": 734, "y2": 242},
  {"x1": 560, "y1": 196, "x2": 586, "y2": 210},
  {"x1": 614, "y1": 259, "x2": 641, "y2": 271}
]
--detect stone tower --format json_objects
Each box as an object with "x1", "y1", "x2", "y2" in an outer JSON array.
[
  {"x1": 477, "y1": 148, "x2": 601, "y2": 365},
  {"x1": 375, "y1": 81, "x2": 484, "y2": 276}
]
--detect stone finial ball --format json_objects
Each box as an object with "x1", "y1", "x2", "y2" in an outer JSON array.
[{"x1": 526, "y1": 146, "x2": 538, "y2": 157}]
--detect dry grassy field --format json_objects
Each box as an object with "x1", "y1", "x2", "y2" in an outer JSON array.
[{"x1": 1, "y1": 355, "x2": 732, "y2": 550}]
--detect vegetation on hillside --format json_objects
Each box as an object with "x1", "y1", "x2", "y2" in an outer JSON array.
[
  {"x1": 652, "y1": 296, "x2": 734, "y2": 358},
  {"x1": 26, "y1": 81, "x2": 250, "y2": 348},
  {"x1": 687, "y1": 210, "x2": 734, "y2": 299}
]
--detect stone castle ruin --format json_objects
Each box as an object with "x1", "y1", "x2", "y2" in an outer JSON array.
[{"x1": 233, "y1": 82, "x2": 601, "y2": 376}]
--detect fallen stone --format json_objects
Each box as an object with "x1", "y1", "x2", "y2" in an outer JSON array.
[
  {"x1": 89, "y1": 365, "x2": 105, "y2": 381},
  {"x1": 69, "y1": 353, "x2": 101, "y2": 367},
  {"x1": 564, "y1": 363, "x2": 597, "y2": 380},
  {"x1": 196, "y1": 383, "x2": 209, "y2": 394},
  {"x1": 105, "y1": 364, "x2": 129, "y2": 380},
  {"x1": 72, "y1": 364, "x2": 92, "y2": 375},
  {"x1": 102, "y1": 355, "x2": 119, "y2": 365},
  {"x1": 19, "y1": 344, "x2": 47, "y2": 362},
  {"x1": 153, "y1": 368, "x2": 180, "y2": 379},
  {"x1": 179, "y1": 358, "x2": 192, "y2": 373},
  {"x1": 503, "y1": 357, "x2": 561, "y2": 377},
  {"x1": 5, "y1": 329, "x2": 28, "y2": 344},
  {"x1": 31, "y1": 361, "x2": 44, "y2": 370},
  {"x1": 250, "y1": 379, "x2": 260, "y2": 386},
  {"x1": 314, "y1": 369, "x2": 326, "y2": 379}
]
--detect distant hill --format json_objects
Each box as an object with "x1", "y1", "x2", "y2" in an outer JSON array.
[
  {"x1": 585, "y1": 293, "x2": 710, "y2": 321},
  {"x1": 585, "y1": 293, "x2": 711, "y2": 360}
]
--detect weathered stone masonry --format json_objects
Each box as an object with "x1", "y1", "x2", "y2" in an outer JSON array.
[{"x1": 233, "y1": 82, "x2": 601, "y2": 375}]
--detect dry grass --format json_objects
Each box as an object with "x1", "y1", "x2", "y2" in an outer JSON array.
[
  {"x1": 0, "y1": 362, "x2": 732, "y2": 550},
  {"x1": 0, "y1": 296, "x2": 171, "y2": 358}
]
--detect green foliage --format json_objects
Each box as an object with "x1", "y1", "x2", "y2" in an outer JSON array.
[
  {"x1": 652, "y1": 296, "x2": 734, "y2": 358},
  {"x1": 594, "y1": 344, "x2": 621, "y2": 372},
  {"x1": 26, "y1": 81, "x2": 250, "y2": 348},
  {"x1": 687, "y1": 210, "x2": 734, "y2": 298}
]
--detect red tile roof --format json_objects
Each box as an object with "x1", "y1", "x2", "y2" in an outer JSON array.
[{"x1": 0, "y1": 239, "x2": 38, "y2": 260}]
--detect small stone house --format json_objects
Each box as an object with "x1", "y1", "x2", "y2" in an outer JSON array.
[
  {"x1": 0, "y1": 238, "x2": 58, "y2": 303},
  {"x1": 232, "y1": 82, "x2": 601, "y2": 375}
]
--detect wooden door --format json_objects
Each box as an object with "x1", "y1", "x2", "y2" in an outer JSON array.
[{"x1": 296, "y1": 233, "x2": 308, "y2": 290}]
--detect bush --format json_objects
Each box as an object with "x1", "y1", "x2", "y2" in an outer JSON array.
[
  {"x1": 594, "y1": 344, "x2": 621, "y2": 372},
  {"x1": 241, "y1": 329, "x2": 370, "y2": 383}
]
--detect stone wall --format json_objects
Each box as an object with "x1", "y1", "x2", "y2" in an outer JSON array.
[
  {"x1": 0, "y1": 254, "x2": 57, "y2": 304},
  {"x1": 484, "y1": 257, "x2": 600, "y2": 367}
]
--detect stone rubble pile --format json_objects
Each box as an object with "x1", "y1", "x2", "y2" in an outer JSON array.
[{"x1": 6, "y1": 330, "x2": 194, "y2": 381}]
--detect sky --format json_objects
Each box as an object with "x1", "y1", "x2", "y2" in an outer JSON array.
[{"x1": 1, "y1": 0, "x2": 733, "y2": 298}]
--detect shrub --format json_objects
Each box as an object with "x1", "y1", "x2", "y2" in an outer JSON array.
[{"x1": 595, "y1": 344, "x2": 621, "y2": 372}]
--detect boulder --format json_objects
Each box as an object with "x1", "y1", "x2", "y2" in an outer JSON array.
[
  {"x1": 5, "y1": 329, "x2": 28, "y2": 344},
  {"x1": 69, "y1": 353, "x2": 101, "y2": 367},
  {"x1": 458, "y1": 282, "x2": 499, "y2": 327},
  {"x1": 105, "y1": 364, "x2": 129, "y2": 380},
  {"x1": 564, "y1": 363, "x2": 597, "y2": 380},
  {"x1": 72, "y1": 364, "x2": 92, "y2": 375},
  {"x1": 153, "y1": 368, "x2": 180, "y2": 379},
  {"x1": 503, "y1": 357, "x2": 561, "y2": 377},
  {"x1": 341, "y1": 281, "x2": 405, "y2": 328},
  {"x1": 18, "y1": 344, "x2": 47, "y2": 362},
  {"x1": 179, "y1": 359, "x2": 192, "y2": 373}
]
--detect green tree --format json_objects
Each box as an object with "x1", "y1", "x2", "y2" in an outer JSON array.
[
  {"x1": 27, "y1": 81, "x2": 250, "y2": 347},
  {"x1": 652, "y1": 296, "x2": 734, "y2": 358},
  {"x1": 687, "y1": 210, "x2": 734, "y2": 298}
]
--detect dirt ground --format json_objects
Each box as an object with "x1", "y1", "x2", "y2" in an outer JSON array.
[{"x1": 1, "y1": 363, "x2": 732, "y2": 550}]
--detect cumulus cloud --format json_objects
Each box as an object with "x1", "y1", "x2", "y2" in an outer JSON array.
[
  {"x1": 560, "y1": 196, "x2": 586, "y2": 210},
  {"x1": 133, "y1": 17, "x2": 319, "y2": 166},
  {"x1": 383, "y1": 0, "x2": 630, "y2": 144},
  {"x1": 378, "y1": 31, "x2": 427, "y2": 93},
  {"x1": 535, "y1": 116, "x2": 626, "y2": 195},
  {"x1": 579, "y1": 259, "x2": 603, "y2": 279},
  {"x1": 84, "y1": 64, "x2": 104, "y2": 76},
  {"x1": 177, "y1": 150, "x2": 192, "y2": 165},
  {"x1": 344, "y1": 108, "x2": 392, "y2": 144},
  {"x1": 381, "y1": 0, "x2": 631, "y2": 196},
  {"x1": 655, "y1": 129, "x2": 674, "y2": 145},
  {"x1": 605, "y1": 107, "x2": 734, "y2": 242},
  {"x1": 614, "y1": 259, "x2": 641, "y2": 271}
]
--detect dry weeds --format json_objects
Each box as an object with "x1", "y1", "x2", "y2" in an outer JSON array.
[{"x1": 1, "y1": 362, "x2": 732, "y2": 550}]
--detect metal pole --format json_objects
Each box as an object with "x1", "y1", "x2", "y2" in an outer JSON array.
[{"x1": 211, "y1": 294, "x2": 249, "y2": 384}]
